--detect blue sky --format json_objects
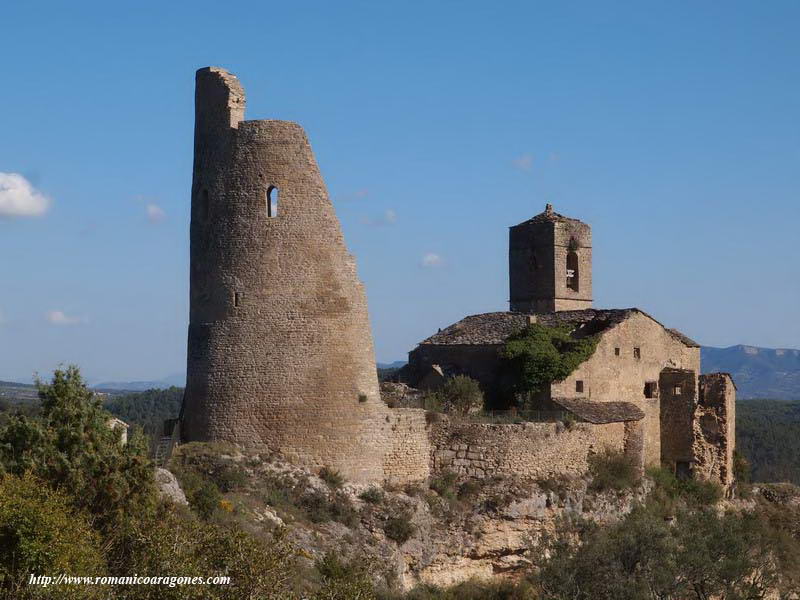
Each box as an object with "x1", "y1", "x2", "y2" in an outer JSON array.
[{"x1": 1, "y1": 1, "x2": 798, "y2": 383}]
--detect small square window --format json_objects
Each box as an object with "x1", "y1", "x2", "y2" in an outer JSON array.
[
  {"x1": 575, "y1": 380, "x2": 584, "y2": 393},
  {"x1": 633, "y1": 347, "x2": 641, "y2": 359},
  {"x1": 673, "y1": 385, "x2": 682, "y2": 395},
  {"x1": 644, "y1": 381, "x2": 657, "y2": 398},
  {"x1": 614, "y1": 347, "x2": 620, "y2": 356}
]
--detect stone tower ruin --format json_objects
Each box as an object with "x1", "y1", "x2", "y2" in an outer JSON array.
[
  {"x1": 180, "y1": 67, "x2": 390, "y2": 482},
  {"x1": 509, "y1": 204, "x2": 593, "y2": 312}
]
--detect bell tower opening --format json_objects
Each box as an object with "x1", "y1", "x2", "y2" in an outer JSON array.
[{"x1": 566, "y1": 251, "x2": 579, "y2": 292}]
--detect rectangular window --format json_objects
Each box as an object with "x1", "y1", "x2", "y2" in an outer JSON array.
[
  {"x1": 614, "y1": 347, "x2": 620, "y2": 356},
  {"x1": 633, "y1": 347, "x2": 641, "y2": 359},
  {"x1": 673, "y1": 385, "x2": 682, "y2": 395},
  {"x1": 575, "y1": 380, "x2": 584, "y2": 393},
  {"x1": 644, "y1": 381, "x2": 657, "y2": 398},
  {"x1": 234, "y1": 292, "x2": 243, "y2": 307}
]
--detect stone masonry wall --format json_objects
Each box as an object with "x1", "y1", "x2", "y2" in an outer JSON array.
[
  {"x1": 695, "y1": 373, "x2": 736, "y2": 489},
  {"x1": 428, "y1": 417, "x2": 632, "y2": 481},
  {"x1": 551, "y1": 311, "x2": 700, "y2": 468},
  {"x1": 383, "y1": 409, "x2": 432, "y2": 485},
  {"x1": 181, "y1": 67, "x2": 391, "y2": 483}
]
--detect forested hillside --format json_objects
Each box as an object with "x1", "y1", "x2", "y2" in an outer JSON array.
[
  {"x1": 737, "y1": 399, "x2": 800, "y2": 484},
  {"x1": 103, "y1": 386, "x2": 183, "y2": 436}
]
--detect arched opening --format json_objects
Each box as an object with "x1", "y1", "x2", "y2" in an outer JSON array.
[
  {"x1": 566, "y1": 251, "x2": 579, "y2": 291},
  {"x1": 267, "y1": 186, "x2": 279, "y2": 218}
]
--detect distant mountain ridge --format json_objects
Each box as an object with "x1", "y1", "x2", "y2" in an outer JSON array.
[
  {"x1": 702, "y1": 345, "x2": 800, "y2": 400},
  {"x1": 91, "y1": 373, "x2": 185, "y2": 392}
]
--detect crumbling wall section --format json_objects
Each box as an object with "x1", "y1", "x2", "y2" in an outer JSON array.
[{"x1": 695, "y1": 373, "x2": 736, "y2": 489}]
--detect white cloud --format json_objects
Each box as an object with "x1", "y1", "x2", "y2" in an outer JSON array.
[
  {"x1": 0, "y1": 172, "x2": 50, "y2": 217},
  {"x1": 512, "y1": 154, "x2": 534, "y2": 172},
  {"x1": 421, "y1": 252, "x2": 444, "y2": 268},
  {"x1": 46, "y1": 310, "x2": 87, "y2": 325},
  {"x1": 145, "y1": 203, "x2": 166, "y2": 223},
  {"x1": 360, "y1": 209, "x2": 397, "y2": 226}
]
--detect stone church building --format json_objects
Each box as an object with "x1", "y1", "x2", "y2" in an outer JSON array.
[
  {"x1": 175, "y1": 67, "x2": 734, "y2": 490},
  {"x1": 403, "y1": 205, "x2": 736, "y2": 486}
]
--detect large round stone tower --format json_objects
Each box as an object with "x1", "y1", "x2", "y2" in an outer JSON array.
[{"x1": 181, "y1": 67, "x2": 389, "y2": 482}]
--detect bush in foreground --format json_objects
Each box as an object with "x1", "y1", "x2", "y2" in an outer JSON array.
[{"x1": 587, "y1": 449, "x2": 639, "y2": 492}]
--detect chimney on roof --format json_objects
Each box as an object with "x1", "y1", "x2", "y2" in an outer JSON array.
[{"x1": 545, "y1": 203, "x2": 553, "y2": 214}]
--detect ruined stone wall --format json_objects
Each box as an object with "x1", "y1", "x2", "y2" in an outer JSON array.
[
  {"x1": 550, "y1": 311, "x2": 700, "y2": 467},
  {"x1": 695, "y1": 373, "x2": 736, "y2": 488},
  {"x1": 181, "y1": 67, "x2": 391, "y2": 483},
  {"x1": 383, "y1": 409, "x2": 432, "y2": 484},
  {"x1": 659, "y1": 368, "x2": 697, "y2": 470},
  {"x1": 428, "y1": 418, "x2": 634, "y2": 480}
]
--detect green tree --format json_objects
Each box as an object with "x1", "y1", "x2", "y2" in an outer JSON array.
[
  {"x1": 0, "y1": 473, "x2": 106, "y2": 600},
  {"x1": 0, "y1": 366, "x2": 156, "y2": 530},
  {"x1": 439, "y1": 376, "x2": 484, "y2": 414}
]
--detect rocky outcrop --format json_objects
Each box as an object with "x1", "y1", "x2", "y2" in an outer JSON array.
[{"x1": 154, "y1": 467, "x2": 188, "y2": 506}]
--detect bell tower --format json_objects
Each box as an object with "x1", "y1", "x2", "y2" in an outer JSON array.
[{"x1": 509, "y1": 204, "x2": 592, "y2": 313}]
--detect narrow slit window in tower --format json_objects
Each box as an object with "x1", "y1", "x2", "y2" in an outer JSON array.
[
  {"x1": 234, "y1": 292, "x2": 243, "y2": 307},
  {"x1": 566, "y1": 251, "x2": 579, "y2": 291},
  {"x1": 267, "y1": 186, "x2": 279, "y2": 218}
]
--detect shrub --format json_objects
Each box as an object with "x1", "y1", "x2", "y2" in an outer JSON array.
[
  {"x1": 314, "y1": 552, "x2": 377, "y2": 599},
  {"x1": 648, "y1": 467, "x2": 723, "y2": 506},
  {"x1": 300, "y1": 490, "x2": 333, "y2": 523},
  {"x1": 457, "y1": 480, "x2": 483, "y2": 501},
  {"x1": 422, "y1": 392, "x2": 444, "y2": 412},
  {"x1": 384, "y1": 512, "x2": 416, "y2": 544},
  {"x1": 191, "y1": 480, "x2": 223, "y2": 519},
  {"x1": 329, "y1": 492, "x2": 359, "y2": 527},
  {"x1": 439, "y1": 376, "x2": 484, "y2": 414},
  {"x1": 320, "y1": 466, "x2": 345, "y2": 489},
  {"x1": 588, "y1": 449, "x2": 639, "y2": 492},
  {"x1": 535, "y1": 502, "x2": 800, "y2": 600},
  {"x1": 213, "y1": 463, "x2": 248, "y2": 492},
  {"x1": 359, "y1": 487, "x2": 385, "y2": 504},
  {"x1": 299, "y1": 490, "x2": 358, "y2": 526},
  {"x1": 430, "y1": 470, "x2": 459, "y2": 500}
]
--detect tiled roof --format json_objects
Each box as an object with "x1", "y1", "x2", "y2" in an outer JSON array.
[
  {"x1": 419, "y1": 309, "x2": 633, "y2": 345},
  {"x1": 418, "y1": 308, "x2": 700, "y2": 349},
  {"x1": 552, "y1": 397, "x2": 645, "y2": 424}
]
